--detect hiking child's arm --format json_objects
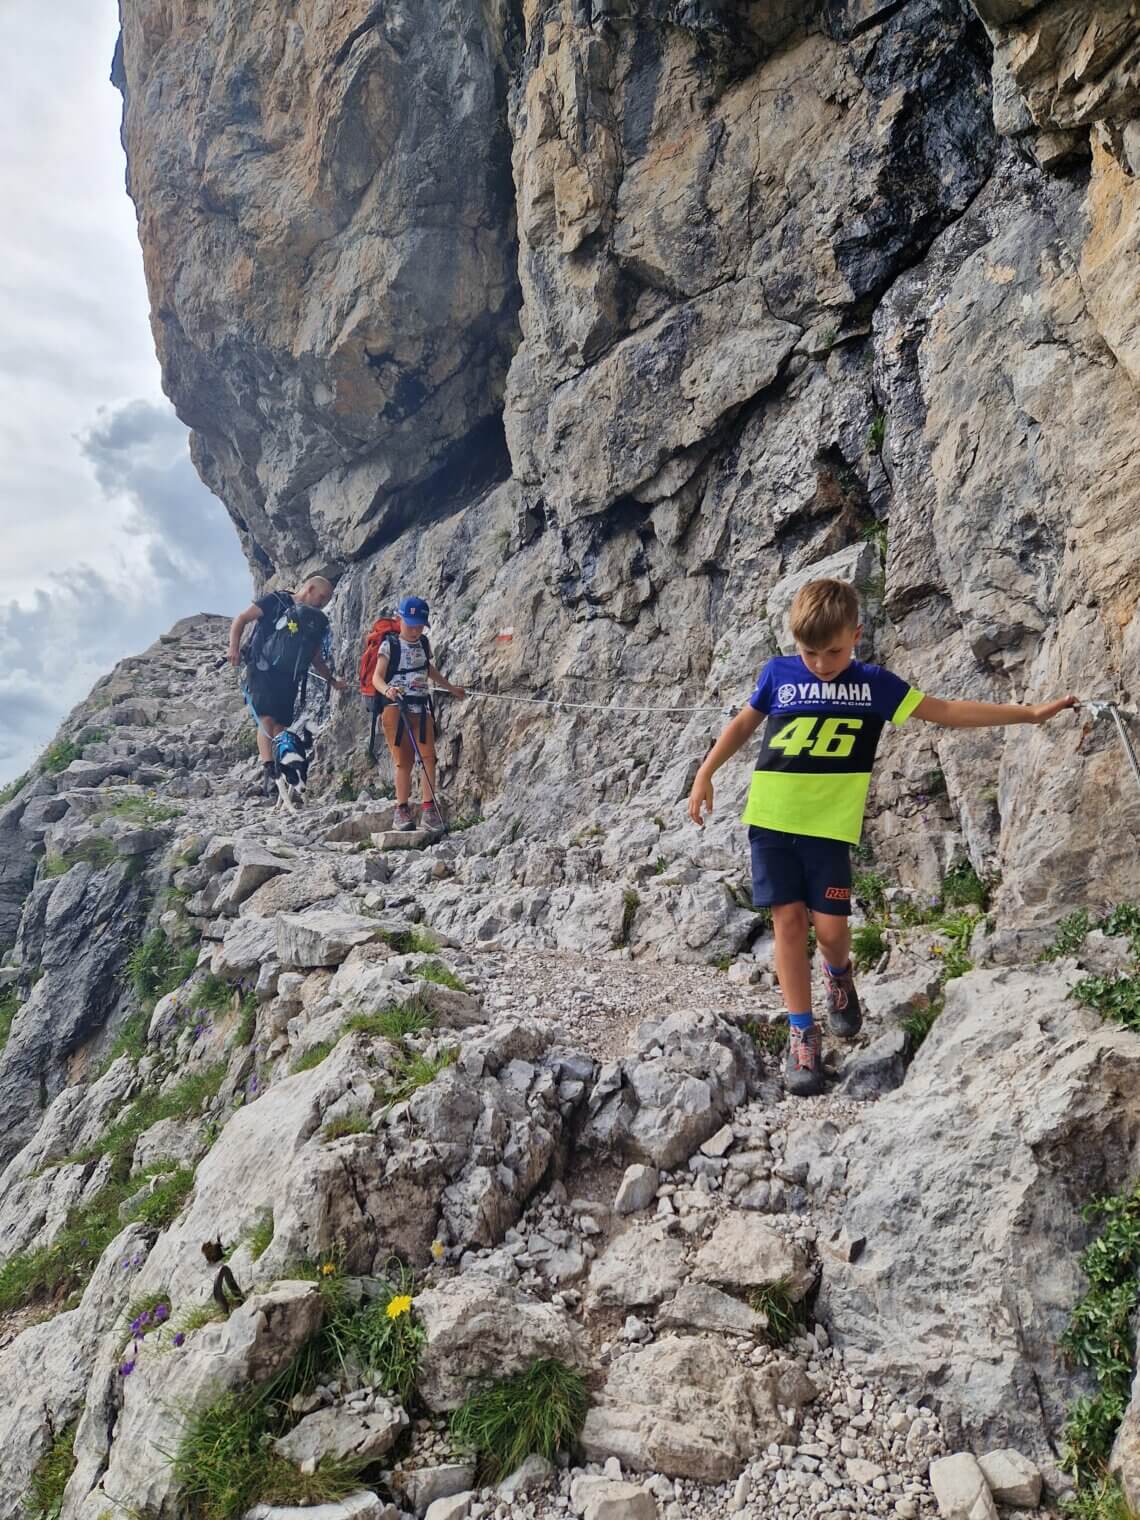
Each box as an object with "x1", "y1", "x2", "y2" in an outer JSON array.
[
  {"x1": 687, "y1": 706, "x2": 765, "y2": 827},
  {"x1": 427, "y1": 662, "x2": 465, "y2": 699},
  {"x1": 372, "y1": 648, "x2": 397, "y2": 701},
  {"x1": 227, "y1": 604, "x2": 262, "y2": 666},
  {"x1": 913, "y1": 694, "x2": 1077, "y2": 728}
]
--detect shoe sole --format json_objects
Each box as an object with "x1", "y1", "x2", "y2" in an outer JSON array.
[
  {"x1": 828, "y1": 1016, "x2": 863, "y2": 1040},
  {"x1": 786, "y1": 1075, "x2": 826, "y2": 1097}
]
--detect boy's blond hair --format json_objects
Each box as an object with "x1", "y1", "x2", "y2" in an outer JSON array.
[{"x1": 789, "y1": 578, "x2": 860, "y2": 647}]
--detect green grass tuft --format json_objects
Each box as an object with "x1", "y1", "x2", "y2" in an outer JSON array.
[
  {"x1": 0, "y1": 985, "x2": 20, "y2": 1053},
  {"x1": 126, "y1": 929, "x2": 200, "y2": 1009},
  {"x1": 66, "y1": 1062, "x2": 226, "y2": 1171},
  {"x1": 245, "y1": 1210, "x2": 274, "y2": 1262},
  {"x1": 450, "y1": 1358, "x2": 589, "y2": 1482},
  {"x1": 383, "y1": 1047, "x2": 457, "y2": 1106},
  {"x1": 177, "y1": 1299, "x2": 227, "y2": 1336},
  {"x1": 853, "y1": 870, "x2": 888, "y2": 916},
  {"x1": 129, "y1": 1167, "x2": 196, "y2": 1228},
  {"x1": 0, "y1": 1150, "x2": 203, "y2": 1317},
  {"x1": 414, "y1": 959, "x2": 468, "y2": 993},
  {"x1": 42, "y1": 836, "x2": 118, "y2": 877},
  {"x1": 1061, "y1": 1475, "x2": 1138, "y2": 1520},
  {"x1": 103, "y1": 794, "x2": 182, "y2": 825},
  {"x1": 851, "y1": 922, "x2": 886, "y2": 971},
  {"x1": 25, "y1": 1421, "x2": 77, "y2": 1520},
  {"x1": 748, "y1": 1279, "x2": 803, "y2": 1347},
  {"x1": 172, "y1": 1390, "x2": 364, "y2": 1520},
  {"x1": 900, "y1": 996, "x2": 944, "y2": 1050},
  {"x1": 0, "y1": 772, "x2": 29, "y2": 806},
  {"x1": 345, "y1": 996, "x2": 435, "y2": 1041},
  {"x1": 40, "y1": 738, "x2": 81, "y2": 775},
  {"x1": 376, "y1": 926, "x2": 439, "y2": 956},
  {"x1": 940, "y1": 860, "x2": 990, "y2": 912},
  {"x1": 291, "y1": 1041, "x2": 335, "y2": 1074},
  {"x1": 618, "y1": 889, "x2": 640, "y2": 947},
  {"x1": 234, "y1": 991, "x2": 257, "y2": 1047},
  {"x1": 322, "y1": 1114, "x2": 371, "y2": 1141}
]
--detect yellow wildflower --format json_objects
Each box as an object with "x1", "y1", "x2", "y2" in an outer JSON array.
[
  {"x1": 386, "y1": 1294, "x2": 413, "y2": 1320},
  {"x1": 286, "y1": 619, "x2": 299, "y2": 635},
  {"x1": 320, "y1": 1262, "x2": 336, "y2": 1277},
  {"x1": 430, "y1": 1240, "x2": 445, "y2": 1262}
]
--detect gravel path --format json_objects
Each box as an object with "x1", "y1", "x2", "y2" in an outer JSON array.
[{"x1": 391, "y1": 947, "x2": 1061, "y2": 1520}]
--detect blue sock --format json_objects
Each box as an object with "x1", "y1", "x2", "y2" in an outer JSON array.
[
  {"x1": 825, "y1": 961, "x2": 851, "y2": 977},
  {"x1": 788, "y1": 1012, "x2": 814, "y2": 1030}
]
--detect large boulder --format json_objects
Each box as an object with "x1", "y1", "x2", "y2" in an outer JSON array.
[
  {"x1": 581, "y1": 1011, "x2": 761, "y2": 1170},
  {"x1": 580, "y1": 1335, "x2": 816, "y2": 1481},
  {"x1": 83, "y1": 1281, "x2": 325, "y2": 1517},
  {"x1": 820, "y1": 967, "x2": 1140, "y2": 1459},
  {"x1": 415, "y1": 1275, "x2": 590, "y2": 1411}
]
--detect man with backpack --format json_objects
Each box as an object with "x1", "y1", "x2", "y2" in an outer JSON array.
[
  {"x1": 359, "y1": 594, "x2": 465, "y2": 832},
  {"x1": 227, "y1": 576, "x2": 347, "y2": 795}
]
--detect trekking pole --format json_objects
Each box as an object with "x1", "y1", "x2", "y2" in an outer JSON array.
[{"x1": 398, "y1": 696, "x2": 447, "y2": 836}]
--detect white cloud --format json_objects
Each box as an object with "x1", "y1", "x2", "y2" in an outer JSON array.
[{"x1": 0, "y1": 5, "x2": 251, "y2": 784}]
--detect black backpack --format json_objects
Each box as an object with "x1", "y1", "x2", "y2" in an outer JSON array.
[{"x1": 245, "y1": 592, "x2": 329, "y2": 688}]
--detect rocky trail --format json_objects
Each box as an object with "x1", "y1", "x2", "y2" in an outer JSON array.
[
  {"x1": 2, "y1": 618, "x2": 1134, "y2": 1520},
  {"x1": 7, "y1": 0, "x2": 1140, "y2": 1514}
]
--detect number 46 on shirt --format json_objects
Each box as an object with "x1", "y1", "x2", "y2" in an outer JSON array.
[{"x1": 768, "y1": 716, "x2": 863, "y2": 758}]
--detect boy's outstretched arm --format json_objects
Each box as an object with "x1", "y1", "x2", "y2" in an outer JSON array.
[
  {"x1": 688, "y1": 706, "x2": 765, "y2": 827},
  {"x1": 913, "y1": 694, "x2": 1077, "y2": 728}
]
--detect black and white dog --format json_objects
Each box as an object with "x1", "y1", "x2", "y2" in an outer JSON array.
[{"x1": 272, "y1": 722, "x2": 316, "y2": 813}]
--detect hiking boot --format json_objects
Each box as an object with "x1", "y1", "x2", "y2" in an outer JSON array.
[
  {"x1": 785, "y1": 1021, "x2": 825, "y2": 1097},
  {"x1": 393, "y1": 803, "x2": 416, "y2": 831},
  {"x1": 822, "y1": 961, "x2": 863, "y2": 1039},
  {"x1": 421, "y1": 801, "x2": 445, "y2": 834}
]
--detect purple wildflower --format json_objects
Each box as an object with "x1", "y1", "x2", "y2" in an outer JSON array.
[
  {"x1": 131, "y1": 1251, "x2": 144, "y2": 1267},
  {"x1": 119, "y1": 1359, "x2": 136, "y2": 1377},
  {"x1": 154, "y1": 1303, "x2": 169, "y2": 1323},
  {"x1": 120, "y1": 1259, "x2": 130, "y2": 1272},
  {"x1": 129, "y1": 1317, "x2": 142, "y2": 1335},
  {"x1": 248, "y1": 1075, "x2": 259, "y2": 1094},
  {"x1": 140, "y1": 1310, "x2": 152, "y2": 1325},
  {"x1": 173, "y1": 1331, "x2": 185, "y2": 1348}
]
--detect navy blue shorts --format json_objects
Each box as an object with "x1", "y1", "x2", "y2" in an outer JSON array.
[{"x1": 748, "y1": 826, "x2": 852, "y2": 916}]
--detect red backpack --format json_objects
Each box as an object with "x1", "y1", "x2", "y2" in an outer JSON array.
[
  {"x1": 359, "y1": 617, "x2": 402, "y2": 696},
  {"x1": 360, "y1": 618, "x2": 432, "y2": 759}
]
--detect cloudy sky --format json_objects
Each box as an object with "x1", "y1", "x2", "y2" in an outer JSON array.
[{"x1": 0, "y1": 5, "x2": 252, "y2": 785}]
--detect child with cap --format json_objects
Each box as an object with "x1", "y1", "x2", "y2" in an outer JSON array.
[{"x1": 373, "y1": 594, "x2": 465, "y2": 832}]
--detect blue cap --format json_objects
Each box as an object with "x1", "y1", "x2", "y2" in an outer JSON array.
[{"x1": 398, "y1": 594, "x2": 430, "y2": 626}]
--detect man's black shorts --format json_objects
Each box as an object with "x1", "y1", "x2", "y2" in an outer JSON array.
[
  {"x1": 748, "y1": 825, "x2": 852, "y2": 916},
  {"x1": 244, "y1": 673, "x2": 297, "y2": 727}
]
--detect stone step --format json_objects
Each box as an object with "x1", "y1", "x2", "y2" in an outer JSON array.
[{"x1": 371, "y1": 829, "x2": 435, "y2": 849}]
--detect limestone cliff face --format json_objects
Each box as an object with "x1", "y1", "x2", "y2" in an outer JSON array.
[{"x1": 115, "y1": 0, "x2": 1140, "y2": 925}]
